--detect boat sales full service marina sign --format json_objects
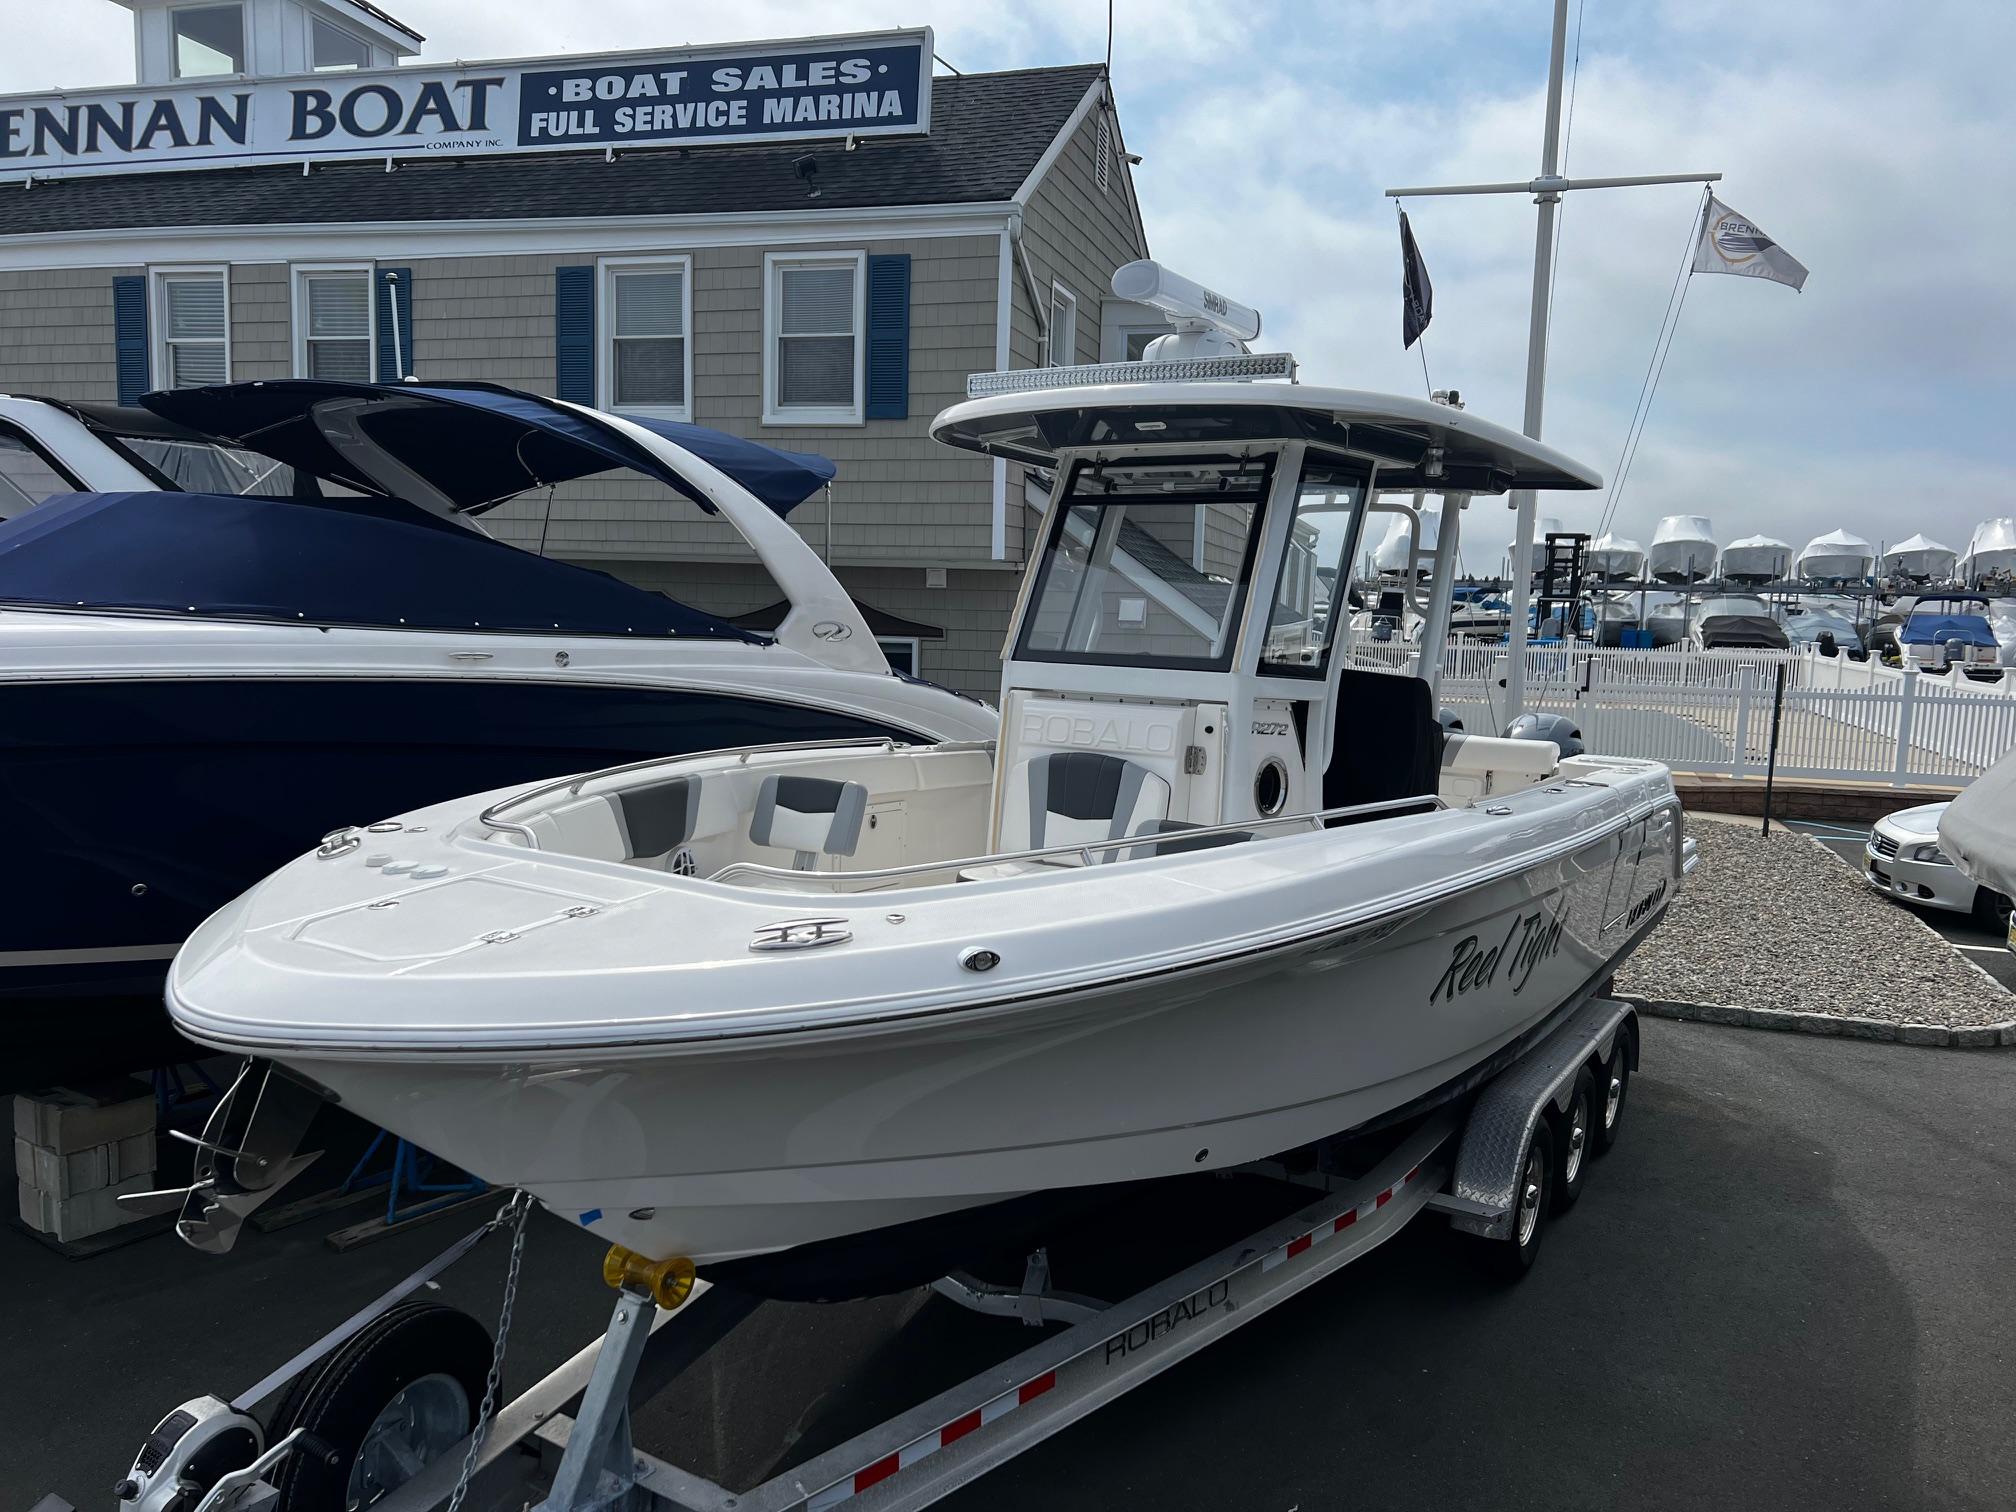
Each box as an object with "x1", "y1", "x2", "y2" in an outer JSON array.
[{"x1": 0, "y1": 30, "x2": 932, "y2": 181}]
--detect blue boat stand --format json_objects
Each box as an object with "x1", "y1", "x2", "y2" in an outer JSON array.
[{"x1": 340, "y1": 1129, "x2": 490, "y2": 1228}]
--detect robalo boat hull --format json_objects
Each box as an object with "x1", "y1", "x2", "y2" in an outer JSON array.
[{"x1": 171, "y1": 788, "x2": 1679, "y2": 1265}]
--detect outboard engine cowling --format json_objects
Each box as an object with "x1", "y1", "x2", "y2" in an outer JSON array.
[{"x1": 1505, "y1": 711, "x2": 1584, "y2": 758}]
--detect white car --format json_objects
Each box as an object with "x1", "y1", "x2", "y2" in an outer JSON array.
[{"x1": 1866, "y1": 803, "x2": 2012, "y2": 927}]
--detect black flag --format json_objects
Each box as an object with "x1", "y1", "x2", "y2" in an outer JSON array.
[{"x1": 1400, "y1": 211, "x2": 1433, "y2": 349}]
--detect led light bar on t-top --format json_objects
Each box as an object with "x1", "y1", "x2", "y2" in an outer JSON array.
[{"x1": 965, "y1": 352, "x2": 1295, "y2": 398}]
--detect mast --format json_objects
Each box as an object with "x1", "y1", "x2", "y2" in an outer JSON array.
[{"x1": 1387, "y1": 0, "x2": 1722, "y2": 719}]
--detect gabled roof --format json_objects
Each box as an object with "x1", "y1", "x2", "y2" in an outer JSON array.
[{"x1": 0, "y1": 65, "x2": 1105, "y2": 238}]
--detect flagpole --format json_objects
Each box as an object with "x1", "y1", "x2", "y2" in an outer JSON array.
[
  {"x1": 1502, "y1": 0, "x2": 1573, "y2": 719},
  {"x1": 1385, "y1": 0, "x2": 1721, "y2": 720}
]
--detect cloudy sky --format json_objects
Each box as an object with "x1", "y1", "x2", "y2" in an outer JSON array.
[{"x1": 7, "y1": 1, "x2": 2011, "y2": 569}]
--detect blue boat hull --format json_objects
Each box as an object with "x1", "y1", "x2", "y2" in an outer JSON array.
[{"x1": 2, "y1": 676, "x2": 923, "y2": 1089}]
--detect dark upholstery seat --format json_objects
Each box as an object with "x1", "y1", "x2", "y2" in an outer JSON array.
[
  {"x1": 611, "y1": 776, "x2": 701, "y2": 863},
  {"x1": 1323, "y1": 670, "x2": 1445, "y2": 812}
]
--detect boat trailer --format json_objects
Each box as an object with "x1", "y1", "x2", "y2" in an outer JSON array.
[{"x1": 107, "y1": 997, "x2": 1639, "y2": 1512}]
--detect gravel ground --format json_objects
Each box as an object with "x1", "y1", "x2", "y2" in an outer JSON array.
[{"x1": 1616, "y1": 816, "x2": 2014, "y2": 1025}]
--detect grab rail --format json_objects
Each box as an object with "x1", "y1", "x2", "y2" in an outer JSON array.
[
  {"x1": 706, "y1": 793, "x2": 1449, "y2": 892},
  {"x1": 475, "y1": 737, "x2": 997, "y2": 848}
]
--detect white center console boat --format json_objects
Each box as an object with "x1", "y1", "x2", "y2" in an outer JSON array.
[{"x1": 163, "y1": 270, "x2": 1689, "y2": 1277}]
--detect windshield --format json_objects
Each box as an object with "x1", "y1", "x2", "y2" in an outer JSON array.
[
  {"x1": 1260, "y1": 455, "x2": 1367, "y2": 677},
  {"x1": 119, "y1": 435, "x2": 300, "y2": 496},
  {"x1": 0, "y1": 427, "x2": 79, "y2": 519},
  {"x1": 1016, "y1": 455, "x2": 1271, "y2": 670}
]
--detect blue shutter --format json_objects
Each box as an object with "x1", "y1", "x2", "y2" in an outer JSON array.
[
  {"x1": 864, "y1": 253, "x2": 910, "y2": 420},
  {"x1": 113, "y1": 275, "x2": 149, "y2": 404},
  {"x1": 374, "y1": 268, "x2": 414, "y2": 381},
  {"x1": 555, "y1": 264, "x2": 595, "y2": 404}
]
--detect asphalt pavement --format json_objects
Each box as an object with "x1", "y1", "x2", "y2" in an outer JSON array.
[{"x1": 6, "y1": 1015, "x2": 2013, "y2": 1511}]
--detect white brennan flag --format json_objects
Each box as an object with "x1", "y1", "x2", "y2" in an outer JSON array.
[{"x1": 1692, "y1": 196, "x2": 1809, "y2": 291}]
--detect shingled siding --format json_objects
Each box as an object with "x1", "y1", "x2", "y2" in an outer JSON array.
[
  {"x1": 0, "y1": 267, "x2": 133, "y2": 402},
  {"x1": 1014, "y1": 102, "x2": 1148, "y2": 369},
  {"x1": 1008, "y1": 93, "x2": 1150, "y2": 556},
  {"x1": 229, "y1": 263, "x2": 291, "y2": 381},
  {"x1": 412, "y1": 236, "x2": 1002, "y2": 568},
  {"x1": 603, "y1": 558, "x2": 1019, "y2": 702}
]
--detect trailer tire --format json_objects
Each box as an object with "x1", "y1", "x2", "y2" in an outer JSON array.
[
  {"x1": 1591, "y1": 1046, "x2": 1630, "y2": 1157},
  {"x1": 1487, "y1": 1122, "x2": 1553, "y2": 1279},
  {"x1": 266, "y1": 1301, "x2": 491, "y2": 1512},
  {"x1": 1550, "y1": 1069, "x2": 1595, "y2": 1214}
]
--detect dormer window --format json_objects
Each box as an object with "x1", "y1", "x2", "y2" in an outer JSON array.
[
  {"x1": 171, "y1": 4, "x2": 246, "y2": 79},
  {"x1": 311, "y1": 16, "x2": 372, "y2": 71}
]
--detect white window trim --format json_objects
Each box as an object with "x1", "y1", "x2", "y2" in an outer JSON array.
[
  {"x1": 309, "y1": 14, "x2": 371, "y2": 72},
  {"x1": 1048, "y1": 281, "x2": 1079, "y2": 367},
  {"x1": 290, "y1": 262, "x2": 376, "y2": 381},
  {"x1": 875, "y1": 635, "x2": 923, "y2": 677},
  {"x1": 596, "y1": 254, "x2": 694, "y2": 422},
  {"x1": 152, "y1": 264, "x2": 232, "y2": 390},
  {"x1": 762, "y1": 250, "x2": 866, "y2": 427},
  {"x1": 169, "y1": 2, "x2": 249, "y2": 81}
]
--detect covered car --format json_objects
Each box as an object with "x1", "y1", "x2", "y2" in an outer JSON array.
[{"x1": 1938, "y1": 758, "x2": 2016, "y2": 932}]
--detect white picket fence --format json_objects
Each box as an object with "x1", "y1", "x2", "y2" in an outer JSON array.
[{"x1": 1352, "y1": 641, "x2": 2016, "y2": 787}]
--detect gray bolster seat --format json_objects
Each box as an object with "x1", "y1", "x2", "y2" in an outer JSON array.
[
  {"x1": 1011, "y1": 751, "x2": 1171, "y2": 861},
  {"x1": 750, "y1": 774, "x2": 869, "y2": 871}
]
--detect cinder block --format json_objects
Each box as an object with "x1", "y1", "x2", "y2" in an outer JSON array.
[
  {"x1": 17, "y1": 1172, "x2": 154, "y2": 1243},
  {"x1": 14, "y1": 1129, "x2": 154, "y2": 1197},
  {"x1": 12, "y1": 1086, "x2": 155, "y2": 1155}
]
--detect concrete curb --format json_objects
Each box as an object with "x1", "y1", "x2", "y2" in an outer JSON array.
[{"x1": 1619, "y1": 996, "x2": 2016, "y2": 1049}]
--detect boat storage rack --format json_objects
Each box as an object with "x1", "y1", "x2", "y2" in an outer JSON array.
[{"x1": 107, "y1": 997, "x2": 1638, "y2": 1512}]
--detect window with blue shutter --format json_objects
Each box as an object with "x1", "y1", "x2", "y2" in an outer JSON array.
[
  {"x1": 555, "y1": 264, "x2": 595, "y2": 404},
  {"x1": 864, "y1": 253, "x2": 910, "y2": 420},
  {"x1": 113, "y1": 275, "x2": 149, "y2": 404},
  {"x1": 374, "y1": 267, "x2": 413, "y2": 381}
]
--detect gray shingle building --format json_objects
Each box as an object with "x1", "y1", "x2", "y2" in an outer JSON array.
[{"x1": 0, "y1": 1, "x2": 1165, "y2": 697}]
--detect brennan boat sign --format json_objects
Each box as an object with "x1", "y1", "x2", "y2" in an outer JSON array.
[{"x1": 0, "y1": 29, "x2": 931, "y2": 182}]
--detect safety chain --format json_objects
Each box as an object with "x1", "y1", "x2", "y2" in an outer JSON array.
[{"x1": 444, "y1": 1188, "x2": 535, "y2": 1512}]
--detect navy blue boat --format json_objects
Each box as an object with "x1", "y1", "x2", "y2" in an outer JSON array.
[{"x1": 0, "y1": 381, "x2": 992, "y2": 1089}]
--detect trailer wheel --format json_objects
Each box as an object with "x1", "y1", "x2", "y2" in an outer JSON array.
[
  {"x1": 1591, "y1": 1047, "x2": 1630, "y2": 1157},
  {"x1": 1550, "y1": 1069, "x2": 1595, "y2": 1214},
  {"x1": 1487, "y1": 1122, "x2": 1553, "y2": 1278},
  {"x1": 266, "y1": 1301, "x2": 491, "y2": 1512}
]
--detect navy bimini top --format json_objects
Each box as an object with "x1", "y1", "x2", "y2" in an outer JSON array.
[
  {"x1": 0, "y1": 490, "x2": 762, "y2": 639},
  {"x1": 141, "y1": 380, "x2": 837, "y2": 518}
]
